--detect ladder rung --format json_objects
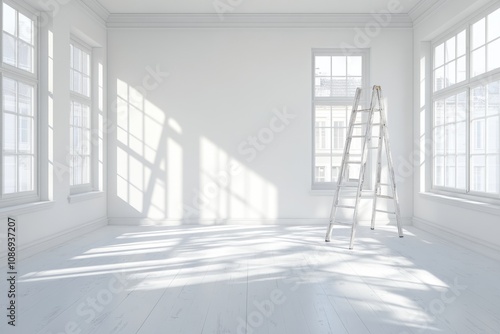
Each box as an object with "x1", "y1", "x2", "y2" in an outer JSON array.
[
  {"x1": 347, "y1": 161, "x2": 362, "y2": 164},
  {"x1": 375, "y1": 209, "x2": 396, "y2": 214},
  {"x1": 336, "y1": 205, "x2": 356, "y2": 209},
  {"x1": 338, "y1": 184, "x2": 358, "y2": 188},
  {"x1": 350, "y1": 135, "x2": 365, "y2": 138},
  {"x1": 352, "y1": 123, "x2": 381, "y2": 126},
  {"x1": 376, "y1": 195, "x2": 394, "y2": 200}
]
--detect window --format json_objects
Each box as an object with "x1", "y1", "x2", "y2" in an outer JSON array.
[
  {"x1": 69, "y1": 40, "x2": 92, "y2": 192},
  {"x1": 432, "y1": 6, "x2": 500, "y2": 199},
  {"x1": 312, "y1": 49, "x2": 369, "y2": 188},
  {"x1": 1, "y1": 1, "x2": 37, "y2": 205}
]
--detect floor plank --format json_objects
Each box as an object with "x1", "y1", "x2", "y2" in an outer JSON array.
[{"x1": 1, "y1": 224, "x2": 499, "y2": 334}]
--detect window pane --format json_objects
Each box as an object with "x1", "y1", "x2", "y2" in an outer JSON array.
[
  {"x1": 434, "y1": 43, "x2": 444, "y2": 68},
  {"x1": 3, "y1": 77, "x2": 17, "y2": 113},
  {"x1": 445, "y1": 156, "x2": 456, "y2": 188},
  {"x1": 471, "y1": 119, "x2": 485, "y2": 152},
  {"x1": 73, "y1": 71, "x2": 82, "y2": 94},
  {"x1": 18, "y1": 42, "x2": 33, "y2": 72},
  {"x1": 332, "y1": 77, "x2": 346, "y2": 96},
  {"x1": 486, "y1": 116, "x2": 499, "y2": 153},
  {"x1": 315, "y1": 157, "x2": 330, "y2": 182},
  {"x1": 332, "y1": 56, "x2": 346, "y2": 76},
  {"x1": 315, "y1": 77, "x2": 331, "y2": 97},
  {"x1": 457, "y1": 121, "x2": 466, "y2": 154},
  {"x1": 19, "y1": 82, "x2": 33, "y2": 115},
  {"x1": 487, "y1": 38, "x2": 500, "y2": 72},
  {"x1": 434, "y1": 100, "x2": 444, "y2": 126},
  {"x1": 472, "y1": 18, "x2": 486, "y2": 49},
  {"x1": 434, "y1": 66, "x2": 444, "y2": 91},
  {"x1": 347, "y1": 77, "x2": 362, "y2": 97},
  {"x1": 457, "y1": 56, "x2": 466, "y2": 83},
  {"x1": 83, "y1": 75, "x2": 90, "y2": 97},
  {"x1": 3, "y1": 156, "x2": 17, "y2": 194},
  {"x1": 3, "y1": 113, "x2": 16, "y2": 152},
  {"x1": 434, "y1": 126, "x2": 444, "y2": 155},
  {"x1": 82, "y1": 104, "x2": 91, "y2": 128},
  {"x1": 73, "y1": 156, "x2": 82, "y2": 185},
  {"x1": 315, "y1": 105, "x2": 331, "y2": 126},
  {"x1": 3, "y1": 3, "x2": 16, "y2": 35},
  {"x1": 82, "y1": 156, "x2": 90, "y2": 184},
  {"x1": 18, "y1": 12, "x2": 33, "y2": 44},
  {"x1": 347, "y1": 56, "x2": 362, "y2": 76},
  {"x1": 457, "y1": 30, "x2": 466, "y2": 57},
  {"x1": 315, "y1": 128, "x2": 331, "y2": 152},
  {"x1": 472, "y1": 86, "x2": 486, "y2": 119},
  {"x1": 3, "y1": 33, "x2": 16, "y2": 66},
  {"x1": 83, "y1": 52, "x2": 90, "y2": 76},
  {"x1": 445, "y1": 61, "x2": 456, "y2": 86},
  {"x1": 471, "y1": 156, "x2": 486, "y2": 192},
  {"x1": 472, "y1": 46, "x2": 486, "y2": 77},
  {"x1": 434, "y1": 156, "x2": 444, "y2": 187},
  {"x1": 445, "y1": 36, "x2": 456, "y2": 62},
  {"x1": 315, "y1": 56, "x2": 330, "y2": 76},
  {"x1": 73, "y1": 46, "x2": 82, "y2": 71},
  {"x1": 487, "y1": 8, "x2": 500, "y2": 42},
  {"x1": 456, "y1": 155, "x2": 466, "y2": 190},
  {"x1": 18, "y1": 155, "x2": 33, "y2": 192},
  {"x1": 18, "y1": 117, "x2": 32, "y2": 153},
  {"x1": 486, "y1": 155, "x2": 499, "y2": 193}
]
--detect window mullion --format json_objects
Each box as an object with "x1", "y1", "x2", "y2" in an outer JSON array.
[{"x1": 466, "y1": 87, "x2": 471, "y2": 193}]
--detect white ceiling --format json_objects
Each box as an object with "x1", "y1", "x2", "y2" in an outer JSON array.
[{"x1": 95, "y1": 0, "x2": 423, "y2": 14}]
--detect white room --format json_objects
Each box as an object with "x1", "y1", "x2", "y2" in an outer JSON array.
[{"x1": 0, "y1": 0, "x2": 499, "y2": 333}]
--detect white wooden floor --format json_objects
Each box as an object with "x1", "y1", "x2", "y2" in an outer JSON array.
[{"x1": 1, "y1": 224, "x2": 499, "y2": 334}]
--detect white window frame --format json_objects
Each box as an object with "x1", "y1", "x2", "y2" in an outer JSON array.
[
  {"x1": 312, "y1": 48, "x2": 370, "y2": 190},
  {"x1": 0, "y1": 0, "x2": 39, "y2": 208},
  {"x1": 69, "y1": 37, "x2": 94, "y2": 194},
  {"x1": 431, "y1": 3, "x2": 500, "y2": 203}
]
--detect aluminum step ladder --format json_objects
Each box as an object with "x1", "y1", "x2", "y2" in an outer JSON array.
[{"x1": 325, "y1": 85, "x2": 404, "y2": 249}]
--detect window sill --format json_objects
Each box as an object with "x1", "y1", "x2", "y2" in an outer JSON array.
[
  {"x1": 419, "y1": 192, "x2": 500, "y2": 216},
  {"x1": 0, "y1": 201, "x2": 55, "y2": 218},
  {"x1": 68, "y1": 191, "x2": 104, "y2": 204}
]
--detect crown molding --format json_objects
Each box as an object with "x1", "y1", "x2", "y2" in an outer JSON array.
[
  {"x1": 106, "y1": 13, "x2": 413, "y2": 29},
  {"x1": 79, "y1": 0, "x2": 110, "y2": 23},
  {"x1": 408, "y1": 0, "x2": 446, "y2": 26}
]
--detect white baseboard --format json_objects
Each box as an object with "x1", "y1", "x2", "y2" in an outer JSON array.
[
  {"x1": 108, "y1": 217, "x2": 413, "y2": 227},
  {"x1": 412, "y1": 217, "x2": 500, "y2": 261},
  {"x1": 0, "y1": 217, "x2": 108, "y2": 262}
]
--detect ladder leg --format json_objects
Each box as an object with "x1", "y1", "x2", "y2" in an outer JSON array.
[
  {"x1": 381, "y1": 100, "x2": 404, "y2": 238},
  {"x1": 371, "y1": 128, "x2": 384, "y2": 230}
]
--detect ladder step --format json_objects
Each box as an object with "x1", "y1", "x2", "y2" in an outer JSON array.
[
  {"x1": 336, "y1": 205, "x2": 356, "y2": 209},
  {"x1": 347, "y1": 161, "x2": 362, "y2": 164},
  {"x1": 376, "y1": 195, "x2": 394, "y2": 200},
  {"x1": 338, "y1": 184, "x2": 358, "y2": 188},
  {"x1": 353, "y1": 123, "x2": 381, "y2": 126},
  {"x1": 350, "y1": 135, "x2": 365, "y2": 138},
  {"x1": 375, "y1": 209, "x2": 396, "y2": 214}
]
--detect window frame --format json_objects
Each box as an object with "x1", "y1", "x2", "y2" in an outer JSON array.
[
  {"x1": 430, "y1": 3, "x2": 500, "y2": 203},
  {"x1": 69, "y1": 37, "x2": 94, "y2": 194},
  {"x1": 0, "y1": 0, "x2": 39, "y2": 207},
  {"x1": 311, "y1": 48, "x2": 370, "y2": 190}
]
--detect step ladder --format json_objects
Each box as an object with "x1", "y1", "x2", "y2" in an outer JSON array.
[{"x1": 325, "y1": 85, "x2": 403, "y2": 249}]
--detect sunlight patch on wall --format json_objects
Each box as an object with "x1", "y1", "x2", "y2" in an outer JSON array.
[{"x1": 199, "y1": 136, "x2": 278, "y2": 220}]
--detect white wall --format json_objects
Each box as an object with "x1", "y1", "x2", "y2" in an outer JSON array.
[
  {"x1": 0, "y1": 1, "x2": 107, "y2": 258},
  {"x1": 107, "y1": 27, "x2": 413, "y2": 225},
  {"x1": 413, "y1": 0, "x2": 500, "y2": 253}
]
